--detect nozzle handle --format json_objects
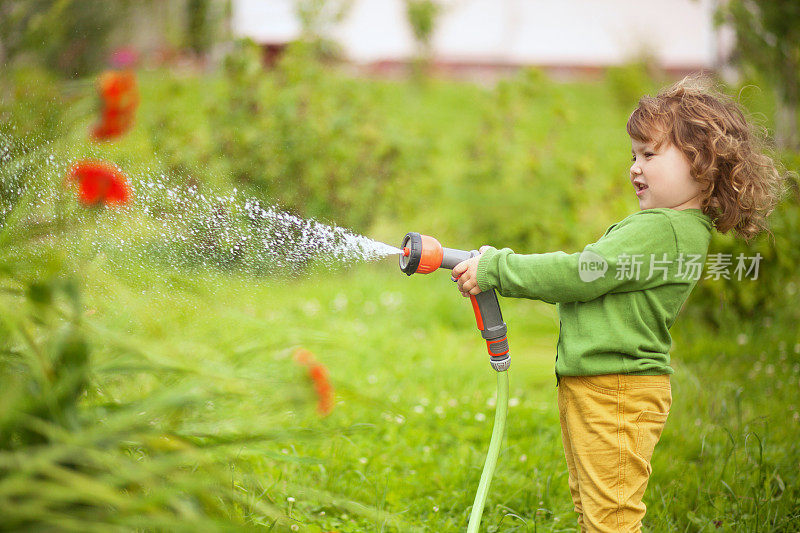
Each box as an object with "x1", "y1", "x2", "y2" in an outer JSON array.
[
  {"x1": 446, "y1": 249, "x2": 510, "y2": 371},
  {"x1": 440, "y1": 247, "x2": 473, "y2": 270},
  {"x1": 470, "y1": 290, "x2": 510, "y2": 372}
]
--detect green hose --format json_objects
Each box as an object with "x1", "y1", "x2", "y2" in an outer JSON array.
[{"x1": 467, "y1": 369, "x2": 509, "y2": 533}]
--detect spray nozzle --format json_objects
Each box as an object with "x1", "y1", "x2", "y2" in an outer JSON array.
[
  {"x1": 399, "y1": 232, "x2": 443, "y2": 275},
  {"x1": 399, "y1": 232, "x2": 479, "y2": 276}
]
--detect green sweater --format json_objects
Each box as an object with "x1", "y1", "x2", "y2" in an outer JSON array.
[{"x1": 476, "y1": 208, "x2": 713, "y2": 378}]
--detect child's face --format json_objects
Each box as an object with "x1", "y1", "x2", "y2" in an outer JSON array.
[{"x1": 630, "y1": 137, "x2": 702, "y2": 211}]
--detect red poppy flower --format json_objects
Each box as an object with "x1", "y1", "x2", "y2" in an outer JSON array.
[
  {"x1": 67, "y1": 160, "x2": 132, "y2": 206},
  {"x1": 91, "y1": 70, "x2": 138, "y2": 141},
  {"x1": 293, "y1": 348, "x2": 335, "y2": 416},
  {"x1": 309, "y1": 364, "x2": 334, "y2": 416}
]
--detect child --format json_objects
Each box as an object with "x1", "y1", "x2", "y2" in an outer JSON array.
[{"x1": 451, "y1": 75, "x2": 787, "y2": 532}]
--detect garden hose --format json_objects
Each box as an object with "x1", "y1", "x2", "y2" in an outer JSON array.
[
  {"x1": 467, "y1": 369, "x2": 509, "y2": 533},
  {"x1": 399, "y1": 232, "x2": 511, "y2": 531}
]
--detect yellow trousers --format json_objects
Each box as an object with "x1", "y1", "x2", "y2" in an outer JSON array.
[{"x1": 557, "y1": 374, "x2": 671, "y2": 532}]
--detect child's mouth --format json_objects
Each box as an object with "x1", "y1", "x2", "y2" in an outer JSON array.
[{"x1": 635, "y1": 184, "x2": 648, "y2": 196}]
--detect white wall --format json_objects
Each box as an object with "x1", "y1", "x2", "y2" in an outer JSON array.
[
  {"x1": 232, "y1": 0, "x2": 729, "y2": 69},
  {"x1": 232, "y1": 0, "x2": 300, "y2": 43}
]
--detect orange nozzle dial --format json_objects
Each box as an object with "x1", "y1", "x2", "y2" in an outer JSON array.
[
  {"x1": 402, "y1": 247, "x2": 410, "y2": 257},
  {"x1": 416, "y1": 234, "x2": 444, "y2": 274}
]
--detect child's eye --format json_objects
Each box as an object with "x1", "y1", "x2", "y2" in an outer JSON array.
[{"x1": 631, "y1": 152, "x2": 654, "y2": 161}]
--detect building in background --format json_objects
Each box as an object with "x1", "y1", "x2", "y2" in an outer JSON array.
[{"x1": 231, "y1": 0, "x2": 736, "y2": 80}]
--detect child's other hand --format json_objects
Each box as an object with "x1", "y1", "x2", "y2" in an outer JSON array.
[{"x1": 451, "y1": 246, "x2": 491, "y2": 297}]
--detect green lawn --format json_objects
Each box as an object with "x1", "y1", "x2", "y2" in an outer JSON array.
[
  {"x1": 1, "y1": 64, "x2": 798, "y2": 531},
  {"x1": 70, "y1": 250, "x2": 799, "y2": 532}
]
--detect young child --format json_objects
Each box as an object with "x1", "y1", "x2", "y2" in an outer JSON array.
[{"x1": 451, "y1": 75, "x2": 786, "y2": 532}]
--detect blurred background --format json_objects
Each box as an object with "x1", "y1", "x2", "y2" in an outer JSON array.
[{"x1": 1, "y1": 1, "x2": 799, "y2": 531}]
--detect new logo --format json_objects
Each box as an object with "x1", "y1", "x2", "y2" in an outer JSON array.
[{"x1": 578, "y1": 250, "x2": 608, "y2": 282}]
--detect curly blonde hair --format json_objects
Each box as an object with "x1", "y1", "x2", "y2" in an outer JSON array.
[{"x1": 627, "y1": 74, "x2": 790, "y2": 241}]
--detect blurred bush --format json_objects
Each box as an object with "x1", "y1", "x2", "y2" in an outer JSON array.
[
  {"x1": 455, "y1": 67, "x2": 634, "y2": 253},
  {"x1": 0, "y1": 0, "x2": 125, "y2": 77},
  {"x1": 405, "y1": 0, "x2": 442, "y2": 78},
  {"x1": 684, "y1": 153, "x2": 800, "y2": 329},
  {"x1": 3, "y1": 50, "x2": 799, "y2": 325},
  {"x1": 146, "y1": 39, "x2": 426, "y2": 233},
  {"x1": 1, "y1": 1, "x2": 230, "y2": 78},
  {"x1": 604, "y1": 58, "x2": 662, "y2": 110}
]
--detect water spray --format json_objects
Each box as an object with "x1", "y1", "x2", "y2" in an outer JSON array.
[{"x1": 398, "y1": 232, "x2": 510, "y2": 532}]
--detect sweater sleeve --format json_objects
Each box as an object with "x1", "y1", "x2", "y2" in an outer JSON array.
[{"x1": 476, "y1": 211, "x2": 679, "y2": 304}]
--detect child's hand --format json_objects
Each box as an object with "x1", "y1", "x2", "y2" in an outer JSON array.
[{"x1": 451, "y1": 246, "x2": 491, "y2": 298}]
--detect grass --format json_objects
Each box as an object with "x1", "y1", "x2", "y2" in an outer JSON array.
[
  {"x1": 64, "y1": 249, "x2": 797, "y2": 531},
  {"x1": 77, "y1": 255, "x2": 578, "y2": 531},
  {"x1": 1, "y1": 64, "x2": 798, "y2": 531}
]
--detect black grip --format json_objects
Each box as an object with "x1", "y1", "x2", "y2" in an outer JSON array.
[
  {"x1": 474, "y1": 290, "x2": 506, "y2": 341},
  {"x1": 476, "y1": 289, "x2": 511, "y2": 371}
]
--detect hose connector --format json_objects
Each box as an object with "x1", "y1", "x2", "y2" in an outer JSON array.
[
  {"x1": 484, "y1": 328, "x2": 510, "y2": 372},
  {"x1": 490, "y1": 354, "x2": 510, "y2": 372}
]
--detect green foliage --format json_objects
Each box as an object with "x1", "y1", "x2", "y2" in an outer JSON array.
[
  {"x1": 685, "y1": 155, "x2": 800, "y2": 328},
  {"x1": 716, "y1": 0, "x2": 800, "y2": 150},
  {"x1": 0, "y1": 0, "x2": 131, "y2": 77},
  {"x1": 604, "y1": 59, "x2": 662, "y2": 110},
  {"x1": 0, "y1": 0, "x2": 233, "y2": 77},
  {"x1": 186, "y1": 0, "x2": 212, "y2": 55},
  {"x1": 666, "y1": 309, "x2": 800, "y2": 532},
  {"x1": 295, "y1": 0, "x2": 352, "y2": 37},
  {"x1": 0, "y1": 207, "x2": 86, "y2": 445},
  {"x1": 185, "y1": 0, "x2": 234, "y2": 58},
  {"x1": 0, "y1": 66, "x2": 67, "y2": 143},
  {"x1": 209, "y1": 39, "x2": 422, "y2": 231},
  {"x1": 137, "y1": 40, "x2": 424, "y2": 233},
  {"x1": 716, "y1": 0, "x2": 800, "y2": 103},
  {"x1": 294, "y1": 0, "x2": 351, "y2": 62},
  {"x1": 455, "y1": 67, "x2": 631, "y2": 254},
  {"x1": 405, "y1": 0, "x2": 440, "y2": 47},
  {"x1": 404, "y1": 0, "x2": 441, "y2": 78}
]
